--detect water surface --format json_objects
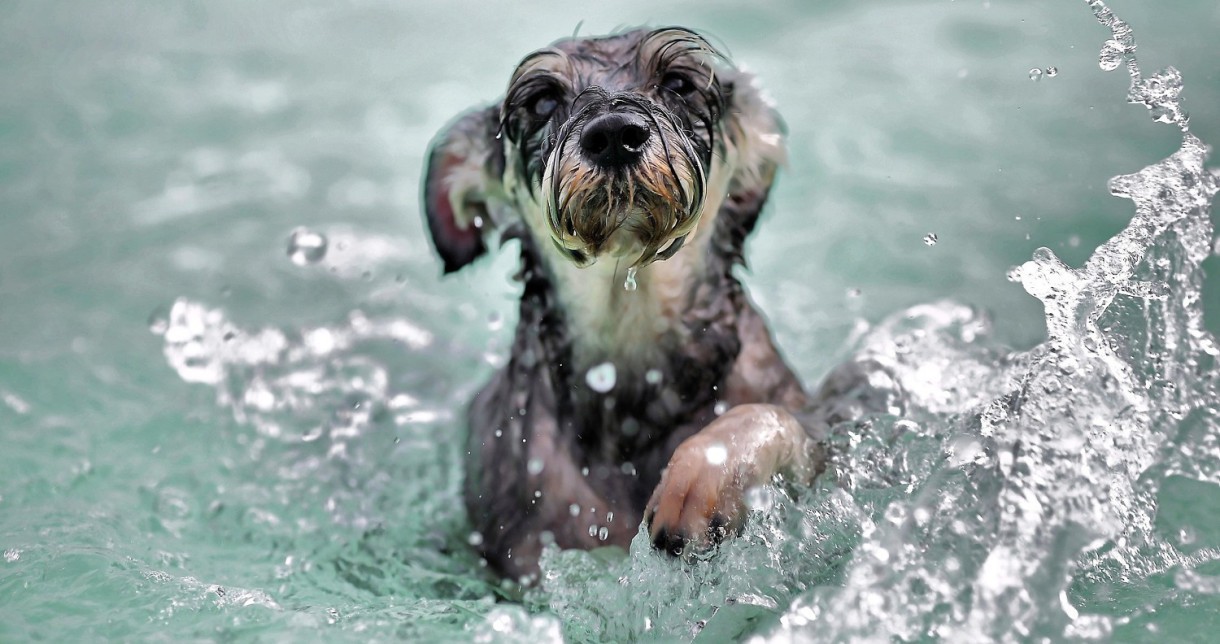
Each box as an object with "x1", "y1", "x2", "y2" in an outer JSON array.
[{"x1": 2, "y1": 1, "x2": 1220, "y2": 640}]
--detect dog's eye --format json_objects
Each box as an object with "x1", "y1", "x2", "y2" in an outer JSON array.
[
  {"x1": 660, "y1": 72, "x2": 696, "y2": 97},
  {"x1": 528, "y1": 94, "x2": 558, "y2": 119}
]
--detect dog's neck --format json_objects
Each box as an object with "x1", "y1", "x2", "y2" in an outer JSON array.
[{"x1": 504, "y1": 180, "x2": 770, "y2": 456}]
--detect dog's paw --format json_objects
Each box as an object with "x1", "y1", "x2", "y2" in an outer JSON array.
[
  {"x1": 643, "y1": 404, "x2": 814, "y2": 557},
  {"x1": 644, "y1": 430, "x2": 747, "y2": 557}
]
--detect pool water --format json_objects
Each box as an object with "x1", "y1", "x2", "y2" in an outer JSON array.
[{"x1": 2, "y1": 0, "x2": 1220, "y2": 640}]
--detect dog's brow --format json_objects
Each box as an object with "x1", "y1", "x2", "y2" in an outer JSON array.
[{"x1": 510, "y1": 49, "x2": 571, "y2": 85}]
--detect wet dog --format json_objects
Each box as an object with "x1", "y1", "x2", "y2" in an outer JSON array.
[{"x1": 422, "y1": 28, "x2": 893, "y2": 582}]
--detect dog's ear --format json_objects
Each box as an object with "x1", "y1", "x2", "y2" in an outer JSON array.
[
  {"x1": 422, "y1": 105, "x2": 505, "y2": 274},
  {"x1": 722, "y1": 71, "x2": 787, "y2": 203}
]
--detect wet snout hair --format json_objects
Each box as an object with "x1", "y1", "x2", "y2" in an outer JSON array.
[
  {"x1": 541, "y1": 87, "x2": 705, "y2": 267},
  {"x1": 422, "y1": 27, "x2": 786, "y2": 275}
]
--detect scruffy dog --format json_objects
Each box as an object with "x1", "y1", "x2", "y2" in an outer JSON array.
[{"x1": 422, "y1": 28, "x2": 891, "y2": 582}]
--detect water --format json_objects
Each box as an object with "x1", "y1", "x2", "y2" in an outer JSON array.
[{"x1": 2, "y1": 1, "x2": 1220, "y2": 641}]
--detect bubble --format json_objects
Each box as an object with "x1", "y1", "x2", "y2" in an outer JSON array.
[
  {"x1": 1099, "y1": 39, "x2": 1125, "y2": 71},
  {"x1": 745, "y1": 486, "x2": 774, "y2": 511},
  {"x1": 1029, "y1": 68, "x2": 1044, "y2": 81},
  {"x1": 468, "y1": 531, "x2": 484, "y2": 546},
  {"x1": 488, "y1": 311, "x2": 504, "y2": 331},
  {"x1": 287, "y1": 227, "x2": 328, "y2": 266},
  {"x1": 645, "y1": 369, "x2": 663, "y2": 385},
  {"x1": 705, "y1": 443, "x2": 728, "y2": 466},
  {"x1": 923, "y1": 233, "x2": 939, "y2": 246},
  {"x1": 585, "y1": 362, "x2": 617, "y2": 393},
  {"x1": 624, "y1": 267, "x2": 638, "y2": 292},
  {"x1": 713, "y1": 401, "x2": 729, "y2": 416},
  {"x1": 527, "y1": 458, "x2": 545, "y2": 475}
]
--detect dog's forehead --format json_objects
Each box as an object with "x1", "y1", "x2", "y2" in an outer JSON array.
[{"x1": 509, "y1": 28, "x2": 717, "y2": 90}]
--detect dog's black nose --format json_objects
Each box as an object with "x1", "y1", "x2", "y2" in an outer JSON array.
[{"x1": 579, "y1": 113, "x2": 651, "y2": 168}]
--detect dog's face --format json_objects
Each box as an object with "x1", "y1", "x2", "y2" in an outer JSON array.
[{"x1": 423, "y1": 27, "x2": 784, "y2": 274}]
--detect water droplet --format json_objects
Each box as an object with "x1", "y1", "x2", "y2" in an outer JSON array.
[
  {"x1": 1178, "y1": 526, "x2": 1197, "y2": 545},
  {"x1": 1099, "y1": 39, "x2": 1125, "y2": 71},
  {"x1": 598, "y1": 527, "x2": 609, "y2": 541},
  {"x1": 705, "y1": 443, "x2": 728, "y2": 466},
  {"x1": 468, "y1": 531, "x2": 484, "y2": 546},
  {"x1": 606, "y1": 512, "x2": 614, "y2": 523},
  {"x1": 527, "y1": 458, "x2": 545, "y2": 475},
  {"x1": 569, "y1": 503, "x2": 581, "y2": 517},
  {"x1": 588, "y1": 524, "x2": 598, "y2": 538},
  {"x1": 624, "y1": 267, "x2": 638, "y2": 292},
  {"x1": 488, "y1": 311, "x2": 504, "y2": 331},
  {"x1": 645, "y1": 369, "x2": 663, "y2": 385},
  {"x1": 287, "y1": 227, "x2": 328, "y2": 266},
  {"x1": 147, "y1": 308, "x2": 169, "y2": 335},
  {"x1": 923, "y1": 233, "x2": 939, "y2": 246},
  {"x1": 3, "y1": 548, "x2": 19, "y2": 563},
  {"x1": 713, "y1": 401, "x2": 729, "y2": 416},
  {"x1": 585, "y1": 362, "x2": 617, "y2": 393},
  {"x1": 745, "y1": 486, "x2": 774, "y2": 511},
  {"x1": 1045, "y1": 66, "x2": 1059, "y2": 77},
  {"x1": 1029, "y1": 68, "x2": 1044, "y2": 81}
]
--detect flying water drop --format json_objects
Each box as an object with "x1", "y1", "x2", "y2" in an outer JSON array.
[
  {"x1": 287, "y1": 228, "x2": 328, "y2": 266},
  {"x1": 923, "y1": 233, "x2": 939, "y2": 246},
  {"x1": 586, "y1": 362, "x2": 617, "y2": 393},
  {"x1": 1098, "y1": 39, "x2": 1125, "y2": 71}
]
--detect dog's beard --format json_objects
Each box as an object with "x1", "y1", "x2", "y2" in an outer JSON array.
[{"x1": 542, "y1": 118, "x2": 707, "y2": 268}]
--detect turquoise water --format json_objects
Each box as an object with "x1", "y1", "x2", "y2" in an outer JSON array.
[{"x1": 3, "y1": 0, "x2": 1220, "y2": 641}]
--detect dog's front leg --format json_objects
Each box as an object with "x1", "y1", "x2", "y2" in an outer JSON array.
[{"x1": 644, "y1": 403, "x2": 823, "y2": 555}]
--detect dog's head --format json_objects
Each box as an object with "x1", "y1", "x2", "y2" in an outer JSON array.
[{"x1": 423, "y1": 27, "x2": 784, "y2": 274}]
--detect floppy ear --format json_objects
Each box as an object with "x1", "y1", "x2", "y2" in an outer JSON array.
[
  {"x1": 713, "y1": 71, "x2": 787, "y2": 258},
  {"x1": 722, "y1": 71, "x2": 787, "y2": 203},
  {"x1": 421, "y1": 105, "x2": 505, "y2": 274}
]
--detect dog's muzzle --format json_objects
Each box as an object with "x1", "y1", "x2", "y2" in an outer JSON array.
[{"x1": 543, "y1": 93, "x2": 707, "y2": 268}]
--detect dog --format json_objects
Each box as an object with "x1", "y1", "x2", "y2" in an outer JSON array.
[{"x1": 422, "y1": 27, "x2": 898, "y2": 583}]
